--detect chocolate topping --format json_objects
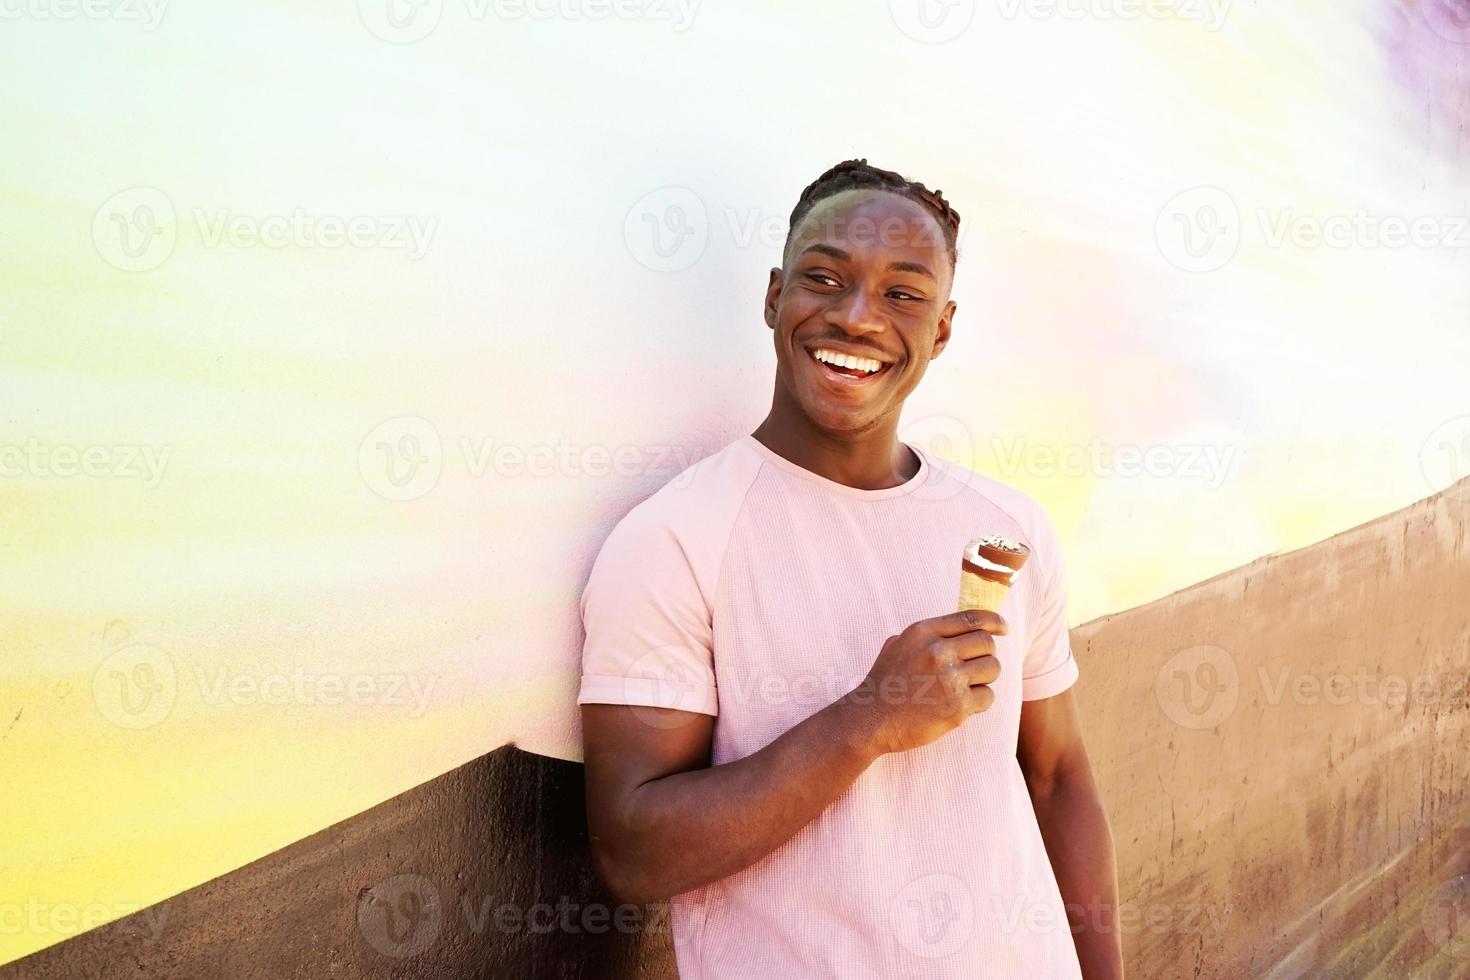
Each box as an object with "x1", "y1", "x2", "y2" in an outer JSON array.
[{"x1": 965, "y1": 535, "x2": 1030, "y2": 575}]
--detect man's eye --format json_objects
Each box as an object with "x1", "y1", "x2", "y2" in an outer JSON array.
[
  {"x1": 889, "y1": 290, "x2": 923, "y2": 302},
  {"x1": 805, "y1": 273, "x2": 839, "y2": 287}
]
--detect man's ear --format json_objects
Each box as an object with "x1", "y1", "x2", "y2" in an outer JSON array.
[
  {"x1": 763, "y1": 267, "x2": 782, "y2": 329},
  {"x1": 930, "y1": 300, "x2": 956, "y2": 358}
]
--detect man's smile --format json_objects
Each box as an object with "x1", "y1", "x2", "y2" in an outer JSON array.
[{"x1": 803, "y1": 343, "x2": 896, "y2": 389}]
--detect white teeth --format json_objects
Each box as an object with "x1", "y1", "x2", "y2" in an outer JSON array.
[{"x1": 813, "y1": 348, "x2": 883, "y2": 375}]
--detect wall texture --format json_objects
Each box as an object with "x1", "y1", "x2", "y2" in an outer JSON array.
[
  {"x1": 1, "y1": 747, "x2": 675, "y2": 980},
  {"x1": 1073, "y1": 478, "x2": 1470, "y2": 978},
  {"x1": 5, "y1": 478, "x2": 1467, "y2": 979}
]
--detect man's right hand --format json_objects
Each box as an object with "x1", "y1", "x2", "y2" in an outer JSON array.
[
  {"x1": 844, "y1": 608, "x2": 1008, "y2": 756},
  {"x1": 582, "y1": 607, "x2": 1008, "y2": 904}
]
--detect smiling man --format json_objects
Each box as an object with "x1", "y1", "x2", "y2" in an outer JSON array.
[{"x1": 578, "y1": 160, "x2": 1123, "y2": 979}]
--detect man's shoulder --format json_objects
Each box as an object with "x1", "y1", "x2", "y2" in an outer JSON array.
[{"x1": 607, "y1": 435, "x2": 766, "y2": 544}]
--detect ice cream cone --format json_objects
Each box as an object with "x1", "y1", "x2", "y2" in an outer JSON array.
[{"x1": 958, "y1": 535, "x2": 1030, "y2": 613}]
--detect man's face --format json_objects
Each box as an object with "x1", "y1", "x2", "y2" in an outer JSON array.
[{"x1": 764, "y1": 189, "x2": 956, "y2": 436}]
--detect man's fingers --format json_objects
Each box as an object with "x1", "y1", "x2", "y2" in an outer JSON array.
[
  {"x1": 946, "y1": 630, "x2": 996, "y2": 663},
  {"x1": 961, "y1": 655, "x2": 1001, "y2": 688},
  {"x1": 929, "y1": 608, "x2": 1008, "y2": 638},
  {"x1": 967, "y1": 683, "x2": 997, "y2": 714}
]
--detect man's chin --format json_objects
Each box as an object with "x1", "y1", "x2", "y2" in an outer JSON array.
[{"x1": 797, "y1": 397, "x2": 885, "y2": 435}]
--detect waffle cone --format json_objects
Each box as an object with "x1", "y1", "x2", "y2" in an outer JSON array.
[{"x1": 959, "y1": 568, "x2": 1013, "y2": 613}]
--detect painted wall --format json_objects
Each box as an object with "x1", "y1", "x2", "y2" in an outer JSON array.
[
  {"x1": 2, "y1": 0, "x2": 1468, "y2": 968},
  {"x1": 4, "y1": 477, "x2": 1467, "y2": 978}
]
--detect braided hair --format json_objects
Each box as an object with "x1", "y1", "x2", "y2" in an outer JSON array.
[{"x1": 784, "y1": 158, "x2": 961, "y2": 272}]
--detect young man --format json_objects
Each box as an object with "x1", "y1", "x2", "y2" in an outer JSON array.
[{"x1": 578, "y1": 159, "x2": 1123, "y2": 979}]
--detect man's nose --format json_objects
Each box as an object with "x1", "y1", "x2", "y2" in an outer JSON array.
[{"x1": 825, "y1": 287, "x2": 885, "y2": 335}]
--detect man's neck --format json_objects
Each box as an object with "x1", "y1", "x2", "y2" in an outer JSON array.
[{"x1": 750, "y1": 413, "x2": 918, "y2": 492}]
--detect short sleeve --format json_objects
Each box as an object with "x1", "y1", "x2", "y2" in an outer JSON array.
[
  {"x1": 576, "y1": 508, "x2": 719, "y2": 717},
  {"x1": 1020, "y1": 508, "x2": 1079, "y2": 701}
]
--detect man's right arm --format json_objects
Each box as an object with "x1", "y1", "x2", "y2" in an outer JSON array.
[{"x1": 581, "y1": 608, "x2": 1007, "y2": 905}]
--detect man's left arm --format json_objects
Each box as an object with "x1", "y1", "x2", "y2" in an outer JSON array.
[{"x1": 1017, "y1": 688, "x2": 1124, "y2": 980}]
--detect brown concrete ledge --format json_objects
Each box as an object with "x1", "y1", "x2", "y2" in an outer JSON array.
[{"x1": 0, "y1": 745, "x2": 675, "y2": 980}]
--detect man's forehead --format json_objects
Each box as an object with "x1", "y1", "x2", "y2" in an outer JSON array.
[{"x1": 787, "y1": 189, "x2": 947, "y2": 262}]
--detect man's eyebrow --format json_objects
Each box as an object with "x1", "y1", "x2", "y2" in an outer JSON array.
[
  {"x1": 887, "y1": 260, "x2": 936, "y2": 281},
  {"x1": 797, "y1": 244, "x2": 937, "y2": 282},
  {"x1": 798, "y1": 243, "x2": 850, "y2": 263}
]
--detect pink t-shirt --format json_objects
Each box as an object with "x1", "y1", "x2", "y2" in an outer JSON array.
[{"x1": 578, "y1": 434, "x2": 1083, "y2": 979}]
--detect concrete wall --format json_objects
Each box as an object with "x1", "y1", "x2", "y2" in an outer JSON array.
[
  {"x1": 1, "y1": 747, "x2": 675, "y2": 980},
  {"x1": 6, "y1": 479, "x2": 1467, "y2": 978},
  {"x1": 1073, "y1": 480, "x2": 1470, "y2": 977}
]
